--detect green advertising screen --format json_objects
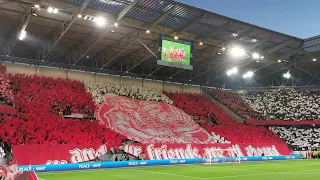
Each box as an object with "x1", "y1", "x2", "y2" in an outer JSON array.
[
  {"x1": 161, "y1": 40, "x2": 191, "y2": 65},
  {"x1": 157, "y1": 37, "x2": 193, "y2": 70}
]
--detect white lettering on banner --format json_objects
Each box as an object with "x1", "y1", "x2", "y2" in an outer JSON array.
[
  {"x1": 128, "y1": 162, "x2": 138, "y2": 166},
  {"x1": 245, "y1": 145, "x2": 281, "y2": 156},
  {"x1": 79, "y1": 164, "x2": 90, "y2": 169},
  {"x1": 19, "y1": 167, "x2": 32, "y2": 171},
  {"x1": 203, "y1": 144, "x2": 244, "y2": 158},
  {"x1": 81, "y1": 148, "x2": 95, "y2": 162},
  {"x1": 147, "y1": 144, "x2": 200, "y2": 160},
  {"x1": 170, "y1": 160, "x2": 178, "y2": 164},
  {"x1": 139, "y1": 162, "x2": 147, "y2": 165},
  {"x1": 92, "y1": 164, "x2": 101, "y2": 168},
  {"x1": 124, "y1": 145, "x2": 142, "y2": 157},
  {"x1": 69, "y1": 145, "x2": 108, "y2": 163},
  {"x1": 45, "y1": 160, "x2": 67, "y2": 165},
  {"x1": 35, "y1": 167, "x2": 46, "y2": 171}
]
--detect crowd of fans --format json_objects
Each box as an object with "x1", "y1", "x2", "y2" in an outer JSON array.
[
  {"x1": 164, "y1": 92, "x2": 284, "y2": 144},
  {"x1": 270, "y1": 126, "x2": 320, "y2": 151},
  {"x1": 241, "y1": 92, "x2": 267, "y2": 119},
  {"x1": 205, "y1": 88, "x2": 320, "y2": 121},
  {"x1": 204, "y1": 88, "x2": 264, "y2": 119},
  {"x1": 263, "y1": 90, "x2": 320, "y2": 120},
  {"x1": 85, "y1": 81, "x2": 172, "y2": 104},
  {"x1": 0, "y1": 70, "x2": 125, "y2": 146}
]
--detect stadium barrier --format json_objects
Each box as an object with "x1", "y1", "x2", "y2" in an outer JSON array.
[{"x1": 18, "y1": 155, "x2": 301, "y2": 172}]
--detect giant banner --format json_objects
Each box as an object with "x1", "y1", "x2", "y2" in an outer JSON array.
[
  {"x1": 95, "y1": 94, "x2": 214, "y2": 144},
  {"x1": 12, "y1": 143, "x2": 291, "y2": 165}
]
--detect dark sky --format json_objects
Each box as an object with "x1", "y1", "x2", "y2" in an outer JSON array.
[{"x1": 178, "y1": 0, "x2": 320, "y2": 39}]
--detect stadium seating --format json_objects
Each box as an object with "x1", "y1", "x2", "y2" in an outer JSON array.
[
  {"x1": 241, "y1": 92, "x2": 267, "y2": 119},
  {"x1": 205, "y1": 88, "x2": 320, "y2": 121},
  {"x1": 270, "y1": 126, "x2": 320, "y2": 150},
  {"x1": 0, "y1": 73, "x2": 125, "y2": 146},
  {"x1": 204, "y1": 88, "x2": 264, "y2": 119},
  {"x1": 85, "y1": 81, "x2": 172, "y2": 104},
  {"x1": 263, "y1": 90, "x2": 320, "y2": 120},
  {"x1": 164, "y1": 92, "x2": 283, "y2": 144}
]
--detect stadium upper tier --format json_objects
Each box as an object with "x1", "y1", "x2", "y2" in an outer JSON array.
[{"x1": 206, "y1": 88, "x2": 320, "y2": 121}]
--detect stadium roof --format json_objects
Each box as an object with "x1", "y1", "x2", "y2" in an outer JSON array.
[{"x1": 0, "y1": 0, "x2": 320, "y2": 89}]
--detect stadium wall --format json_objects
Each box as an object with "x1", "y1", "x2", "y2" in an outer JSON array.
[
  {"x1": 18, "y1": 155, "x2": 301, "y2": 172},
  {"x1": 5, "y1": 62, "x2": 200, "y2": 93}
]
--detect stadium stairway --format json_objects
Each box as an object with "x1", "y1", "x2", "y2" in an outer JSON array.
[{"x1": 202, "y1": 90, "x2": 243, "y2": 123}]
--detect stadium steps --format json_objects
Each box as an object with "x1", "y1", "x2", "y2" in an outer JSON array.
[{"x1": 202, "y1": 90, "x2": 244, "y2": 123}]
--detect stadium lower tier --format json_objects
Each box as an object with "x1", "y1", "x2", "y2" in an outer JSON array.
[
  {"x1": 12, "y1": 143, "x2": 291, "y2": 165},
  {"x1": 270, "y1": 126, "x2": 320, "y2": 151}
]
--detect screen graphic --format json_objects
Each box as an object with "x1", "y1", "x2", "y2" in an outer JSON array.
[{"x1": 157, "y1": 36, "x2": 193, "y2": 70}]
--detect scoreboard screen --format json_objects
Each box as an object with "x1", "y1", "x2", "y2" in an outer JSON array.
[{"x1": 157, "y1": 36, "x2": 193, "y2": 70}]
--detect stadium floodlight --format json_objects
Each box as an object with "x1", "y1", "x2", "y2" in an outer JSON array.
[
  {"x1": 283, "y1": 72, "x2": 291, "y2": 79},
  {"x1": 174, "y1": 35, "x2": 179, "y2": 40},
  {"x1": 34, "y1": 4, "x2": 40, "y2": 9},
  {"x1": 230, "y1": 46, "x2": 246, "y2": 57},
  {"x1": 18, "y1": 30, "x2": 26, "y2": 40},
  {"x1": 232, "y1": 33, "x2": 238, "y2": 37},
  {"x1": 95, "y1": 17, "x2": 106, "y2": 26},
  {"x1": 53, "y1": 8, "x2": 58, "y2": 14},
  {"x1": 221, "y1": 47, "x2": 226, "y2": 51},
  {"x1": 199, "y1": 41, "x2": 203, "y2": 46},
  {"x1": 227, "y1": 67, "x2": 238, "y2": 76},
  {"x1": 114, "y1": 22, "x2": 119, "y2": 27},
  {"x1": 252, "y1": 52, "x2": 260, "y2": 59},
  {"x1": 243, "y1": 71, "x2": 254, "y2": 79},
  {"x1": 47, "y1": 7, "x2": 53, "y2": 13},
  {"x1": 146, "y1": 29, "x2": 150, "y2": 34},
  {"x1": 278, "y1": 59, "x2": 282, "y2": 63},
  {"x1": 77, "y1": 14, "x2": 82, "y2": 18},
  {"x1": 313, "y1": 58, "x2": 317, "y2": 61}
]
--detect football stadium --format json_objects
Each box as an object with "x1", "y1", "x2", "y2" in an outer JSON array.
[{"x1": 0, "y1": 0, "x2": 319, "y2": 179}]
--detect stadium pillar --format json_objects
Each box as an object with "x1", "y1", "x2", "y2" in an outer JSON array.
[
  {"x1": 67, "y1": 70, "x2": 71, "y2": 79},
  {"x1": 36, "y1": 66, "x2": 40, "y2": 76}
]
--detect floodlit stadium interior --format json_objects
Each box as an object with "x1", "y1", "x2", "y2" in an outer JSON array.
[{"x1": 0, "y1": 0, "x2": 320, "y2": 179}]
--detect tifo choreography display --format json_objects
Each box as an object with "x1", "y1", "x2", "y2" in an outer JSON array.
[
  {"x1": 95, "y1": 93, "x2": 213, "y2": 144},
  {"x1": 0, "y1": 0, "x2": 320, "y2": 179}
]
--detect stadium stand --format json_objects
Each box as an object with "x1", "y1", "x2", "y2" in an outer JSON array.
[
  {"x1": 204, "y1": 88, "x2": 264, "y2": 120},
  {"x1": 263, "y1": 90, "x2": 320, "y2": 120},
  {"x1": 205, "y1": 88, "x2": 320, "y2": 121},
  {"x1": 0, "y1": 66, "x2": 125, "y2": 146},
  {"x1": 270, "y1": 126, "x2": 320, "y2": 151},
  {"x1": 85, "y1": 81, "x2": 172, "y2": 104},
  {"x1": 241, "y1": 92, "x2": 267, "y2": 119},
  {"x1": 164, "y1": 92, "x2": 284, "y2": 144}
]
